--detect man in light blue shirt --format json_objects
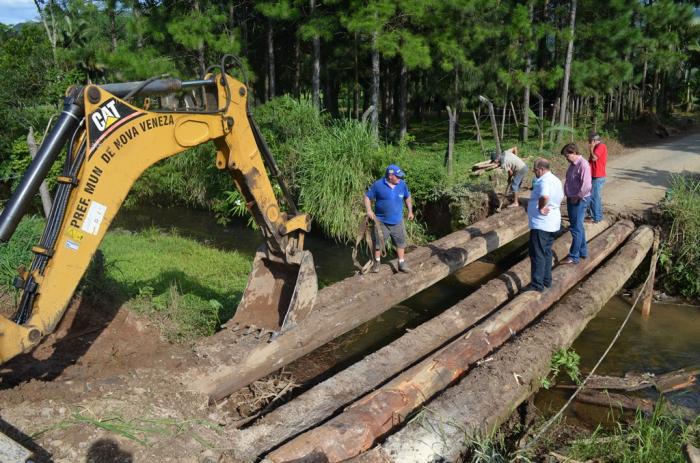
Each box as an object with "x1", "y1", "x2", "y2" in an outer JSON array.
[{"x1": 526, "y1": 158, "x2": 564, "y2": 292}]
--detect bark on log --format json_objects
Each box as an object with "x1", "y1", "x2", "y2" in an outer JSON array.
[
  {"x1": 575, "y1": 390, "x2": 655, "y2": 414},
  {"x1": 227, "y1": 222, "x2": 611, "y2": 461},
  {"x1": 264, "y1": 221, "x2": 635, "y2": 463},
  {"x1": 555, "y1": 366, "x2": 699, "y2": 393},
  {"x1": 360, "y1": 226, "x2": 654, "y2": 463},
  {"x1": 192, "y1": 206, "x2": 530, "y2": 402}
]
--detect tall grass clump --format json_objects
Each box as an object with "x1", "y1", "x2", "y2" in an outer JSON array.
[
  {"x1": 658, "y1": 174, "x2": 700, "y2": 299},
  {"x1": 0, "y1": 215, "x2": 43, "y2": 290},
  {"x1": 294, "y1": 120, "x2": 382, "y2": 242},
  {"x1": 568, "y1": 406, "x2": 699, "y2": 463}
]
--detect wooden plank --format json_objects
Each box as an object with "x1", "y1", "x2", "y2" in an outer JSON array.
[
  {"x1": 264, "y1": 222, "x2": 635, "y2": 463},
  {"x1": 191, "y1": 206, "x2": 531, "y2": 402},
  {"x1": 226, "y1": 221, "x2": 612, "y2": 461},
  {"x1": 363, "y1": 226, "x2": 654, "y2": 462}
]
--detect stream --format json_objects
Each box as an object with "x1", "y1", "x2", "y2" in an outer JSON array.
[{"x1": 113, "y1": 206, "x2": 700, "y2": 420}]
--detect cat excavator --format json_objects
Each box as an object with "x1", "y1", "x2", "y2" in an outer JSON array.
[{"x1": 0, "y1": 56, "x2": 318, "y2": 368}]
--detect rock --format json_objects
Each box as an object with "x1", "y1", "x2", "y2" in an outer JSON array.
[{"x1": 40, "y1": 408, "x2": 52, "y2": 418}]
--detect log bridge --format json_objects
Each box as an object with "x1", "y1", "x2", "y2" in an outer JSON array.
[{"x1": 183, "y1": 206, "x2": 657, "y2": 463}]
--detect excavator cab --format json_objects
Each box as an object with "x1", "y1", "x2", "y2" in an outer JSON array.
[{"x1": 0, "y1": 55, "x2": 317, "y2": 365}]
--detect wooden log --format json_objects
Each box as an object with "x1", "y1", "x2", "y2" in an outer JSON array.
[
  {"x1": 226, "y1": 222, "x2": 612, "y2": 461},
  {"x1": 654, "y1": 366, "x2": 700, "y2": 393},
  {"x1": 192, "y1": 206, "x2": 531, "y2": 403},
  {"x1": 263, "y1": 222, "x2": 635, "y2": 463},
  {"x1": 555, "y1": 366, "x2": 699, "y2": 393},
  {"x1": 365, "y1": 226, "x2": 654, "y2": 463},
  {"x1": 575, "y1": 390, "x2": 655, "y2": 415}
]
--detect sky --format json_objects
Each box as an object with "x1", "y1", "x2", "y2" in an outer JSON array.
[{"x1": 0, "y1": 0, "x2": 38, "y2": 25}]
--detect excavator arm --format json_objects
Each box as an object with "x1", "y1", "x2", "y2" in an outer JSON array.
[{"x1": 0, "y1": 62, "x2": 317, "y2": 364}]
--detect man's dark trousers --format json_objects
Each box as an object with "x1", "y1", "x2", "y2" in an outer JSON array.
[{"x1": 529, "y1": 229, "x2": 556, "y2": 291}]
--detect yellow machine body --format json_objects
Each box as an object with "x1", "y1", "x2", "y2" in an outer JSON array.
[{"x1": 0, "y1": 72, "x2": 317, "y2": 363}]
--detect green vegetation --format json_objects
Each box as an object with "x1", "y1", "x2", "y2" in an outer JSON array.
[
  {"x1": 0, "y1": 217, "x2": 249, "y2": 342},
  {"x1": 0, "y1": 216, "x2": 44, "y2": 289},
  {"x1": 659, "y1": 174, "x2": 700, "y2": 300},
  {"x1": 540, "y1": 347, "x2": 581, "y2": 389},
  {"x1": 568, "y1": 406, "x2": 700, "y2": 463}
]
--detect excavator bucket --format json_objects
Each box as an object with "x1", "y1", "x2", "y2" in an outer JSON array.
[{"x1": 230, "y1": 247, "x2": 317, "y2": 334}]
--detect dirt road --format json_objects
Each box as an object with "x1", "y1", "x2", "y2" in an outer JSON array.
[{"x1": 604, "y1": 131, "x2": 700, "y2": 218}]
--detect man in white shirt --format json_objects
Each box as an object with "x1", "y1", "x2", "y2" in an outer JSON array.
[{"x1": 526, "y1": 158, "x2": 564, "y2": 292}]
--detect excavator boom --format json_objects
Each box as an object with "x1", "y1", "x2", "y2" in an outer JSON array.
[{"x1": 0, "y1": 60, "x2": 317, "y2": 364}]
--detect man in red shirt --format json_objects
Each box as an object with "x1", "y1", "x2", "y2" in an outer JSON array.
[{"x1": 587, "y1": 131, "x2": 607, "y2": 222}]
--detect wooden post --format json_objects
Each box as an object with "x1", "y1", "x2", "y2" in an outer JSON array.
[
  {"x1": 264, "y1": 223, "x2": 636, "y2": 463},
  {"x1": 640, "y1": 230, "x2": 660, "y2": 317},
  {"x1": 445, "y1": 106, "x2": 456, "y2": 175},
  {"x1": 510, "y1": 101, "x2": 519, "y2": 127},
  {"x1": 478, "y1": 95, "x2": 502, "y2": 156},
  {"x1": 534, "y1": 92, "x2": 544, "y2": 150},
  {"x1": 500, "y1": 101, "x2": 507, "y2": 141},
  {"x1": 27, "y1": 127, "x2": 53, "y2": 218},
  {"x1": 549, "y1": 97, "x2": 560, "y2": 144},
  {"x1": 472, "y1": 110, "x2": 485, "y2": 157}
]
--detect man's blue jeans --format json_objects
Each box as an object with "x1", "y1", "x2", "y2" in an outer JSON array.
[
  {"x1": 529, "y1": 229, "x2": 556, "y2": 291},
  {"x1": 567, "y1": 197, "x2": 590, "y2": 262},
  {"x1": 588, "y1": 177, "x2": 606, "y2": 222}
]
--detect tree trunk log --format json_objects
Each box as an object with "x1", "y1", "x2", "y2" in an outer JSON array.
[
  {"x1": 27, "y1": 127, "x2": 52, "y2": 218},
  {"x1": 264, "y1": 222, "x2": 635, "y2": 463},
  {"x1": 360, "y1": 226, "x2": 654, "y2": 463},
  {"x1": 227, "y1": 222, "x2": 611, "y2": 461},
  {"x1": 192, "y1": 207, "x2": 531, "y2": 402},
  {"x1": 557, "y1": 0, "x2": 577, "y2": 144}
]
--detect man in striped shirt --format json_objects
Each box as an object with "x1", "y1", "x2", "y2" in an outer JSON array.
[{"x1": 561, "y1": 143, "x2": 592, "y2": 264}]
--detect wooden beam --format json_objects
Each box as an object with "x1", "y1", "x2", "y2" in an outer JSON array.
[
  {"x1": 264, "y1": 221, "x2": 635, "y2": 463},
  {"x1": 362, "y1": 226, "x2": 654, "y2": 463},
  {"x1": 191, "y1": 206, "x2": 531, "y2": 403},
  {"x1": 640, "y1": 230, "x2": 660, "y2": 317},
  {"x1": 226, "y1": 221, "x2": 612, "y2": 461}
]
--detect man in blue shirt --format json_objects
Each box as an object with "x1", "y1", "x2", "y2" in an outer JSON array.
[{"x1": 364, "y1": 164, "x2": 414, "y2": 273}]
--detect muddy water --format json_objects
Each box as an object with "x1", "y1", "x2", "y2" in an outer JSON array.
[
  {"x1": 536, "y1": 296, "x2": 700, "y2": 424},
  {"x1": 114, "y1": 207, "x2": 700, "y2": 417}
]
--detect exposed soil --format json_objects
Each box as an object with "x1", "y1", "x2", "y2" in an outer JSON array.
[{"x1": 1, "y1": 121, "x2": 698, "y2": 462}]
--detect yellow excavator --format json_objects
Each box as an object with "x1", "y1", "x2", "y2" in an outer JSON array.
[{"x1": 0, "y1": 55, "x2": 318, "y2": 366}]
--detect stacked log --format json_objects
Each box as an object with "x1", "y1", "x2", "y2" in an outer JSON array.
[
  {"x1": 264, "y1": 221, "x2": 636, "y2": 463},
  {"x1": 227, "y1": 221, "x2": 611, "y2": 461},
  {"x1": 361, "y1": 226, "x2": 654, "y2": 463},
  {"x1": 191, "y1": 205, "x2": 531, "y2": 402}
]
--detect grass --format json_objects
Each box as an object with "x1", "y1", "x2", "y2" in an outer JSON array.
[
  {"x1": 1, "y1": 217, "x2": 250, "y2": 342},
  {"x1": 567, "y1": 405, "x2": 700, "y2": 463},
  {"x1": 659, "y1": 174, "x2": 700, "y2": 300},
  {"x1": 95, "y1": 226, "x2": 250, "y2": 341}
]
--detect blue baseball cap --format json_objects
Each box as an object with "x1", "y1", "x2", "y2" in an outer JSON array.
[{"x1": 385, "y1": 164, "x2": 405, "y2": 178}]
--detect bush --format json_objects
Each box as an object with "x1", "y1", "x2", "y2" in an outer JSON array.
[{"x1": 658, "y1": 174, "x2": 700, "y2": 299}]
